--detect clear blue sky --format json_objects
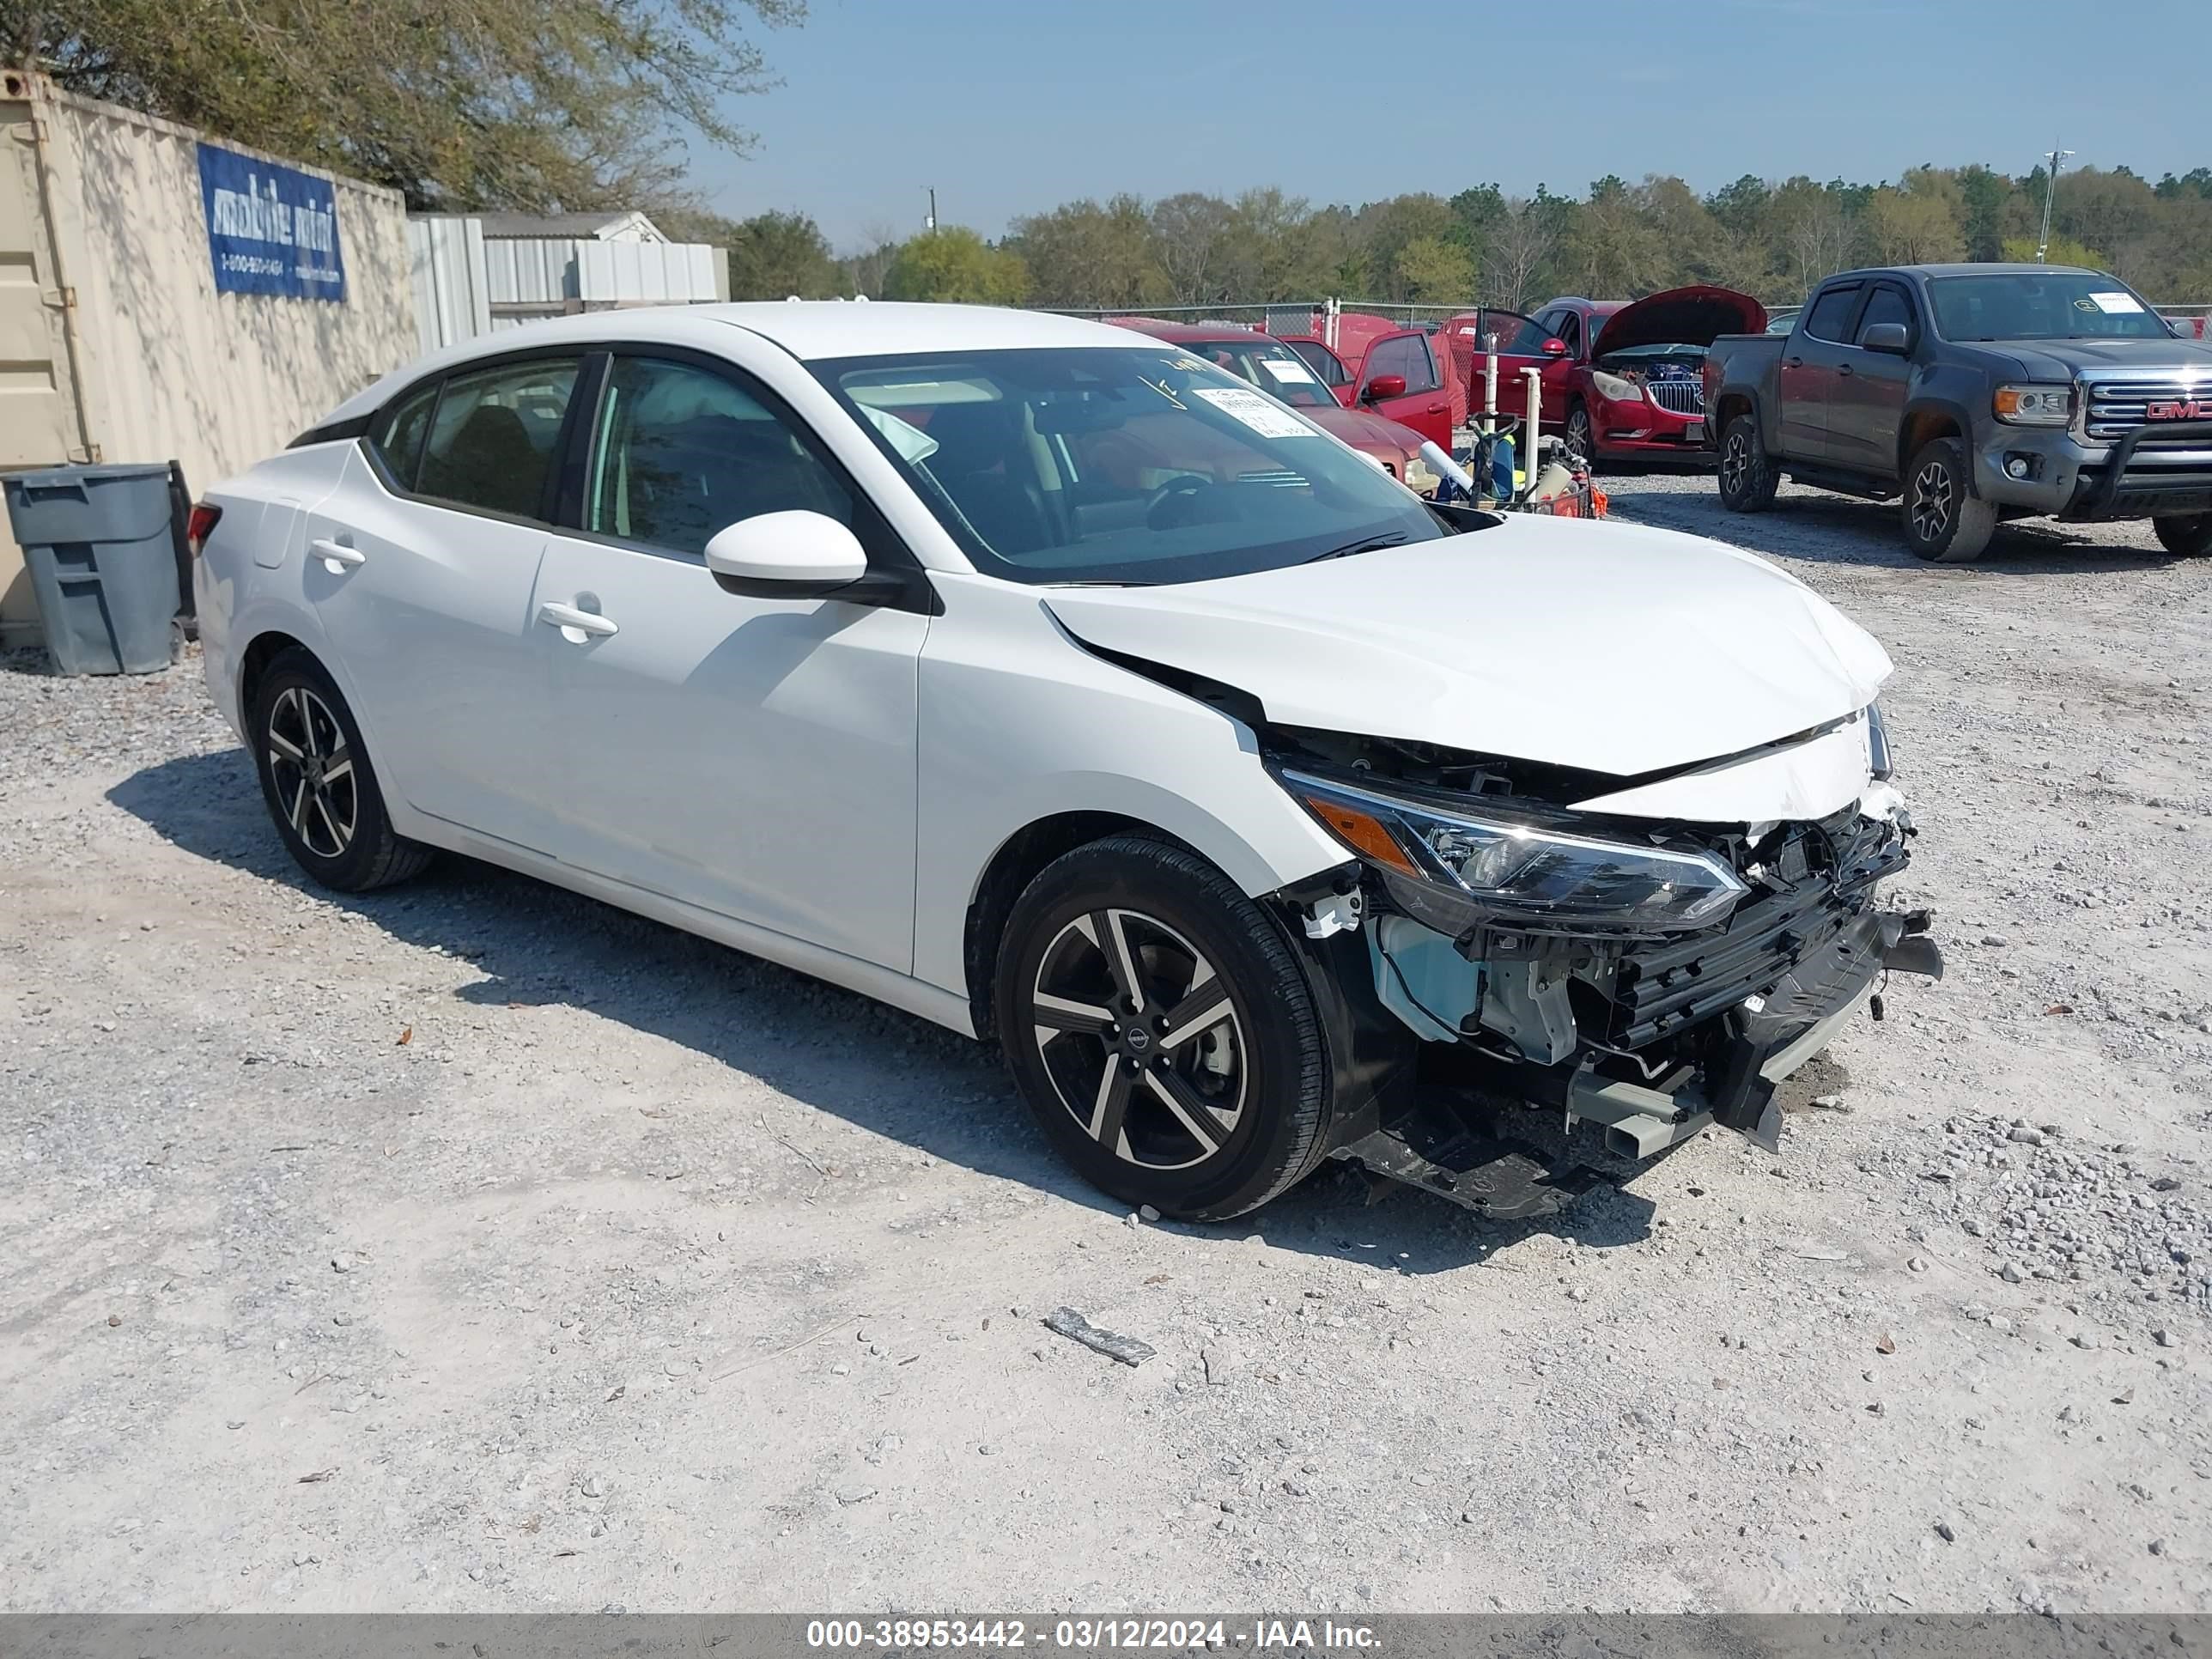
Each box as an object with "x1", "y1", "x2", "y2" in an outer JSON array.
[{"x1": 698, "y1": 0, "x2": 2212, "y2": 249}]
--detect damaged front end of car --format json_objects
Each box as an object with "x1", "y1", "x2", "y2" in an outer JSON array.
[{"x1": 1264, "y1": 716, "x2": 1943, "y2": 1218}]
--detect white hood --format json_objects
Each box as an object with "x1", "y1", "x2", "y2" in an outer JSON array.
[{"x1": 1044, "y1": 514, "x2": 1893, "y2": 780}]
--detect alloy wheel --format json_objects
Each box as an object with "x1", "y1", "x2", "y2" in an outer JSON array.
[
  {"x1": 1028, "y1": 908, "x2": 1246, "y2": 1172},
  {"x1": 1565, "y1": 405, "x2": 1592, "y2": 457},
  {"x1": 265, "y1": 685, "x2": 357, "y2": 859},
  {"x1": 1720, "y1": 429, "x2": 1750, "y2": 495},
  {"x1": 1911, "y1": 461, "x2": 1954, "y2": 544}
]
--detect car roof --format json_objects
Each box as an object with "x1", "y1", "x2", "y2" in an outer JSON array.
[
  {"x1": 319, "y1": 302, "x2": 1151, "y2": 427},
  {"x1": 1823, "y1": 263, "x2": 2103, "y2": 282}
]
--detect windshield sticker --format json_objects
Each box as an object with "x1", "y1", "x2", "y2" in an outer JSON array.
[
  {"x1": 2087, "y1": 291, "x2": 2145, "y2": 314},
  {"x1": 1259, "y1": 357, "x2": 1319, "y2": 384},
  {"x1": 1193, "y1": 386, "x2": 1320, "y2": 438},
  {"x1": 1158, "y1": 356, "x2": 1209, "y2": 374}
]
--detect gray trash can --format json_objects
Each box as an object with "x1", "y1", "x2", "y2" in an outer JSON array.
[{"x1": 3, "y1": 463, "x2": 181, "y2": 674}]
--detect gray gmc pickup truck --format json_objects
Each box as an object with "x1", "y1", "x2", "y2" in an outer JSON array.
[{"x1": 1702, "y1": 264, "x2": 2212, "y2": 562}]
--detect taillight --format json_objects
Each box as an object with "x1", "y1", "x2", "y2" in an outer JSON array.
[{"x1": 186, "y1": 502, "x2": 222, "y2": 557}]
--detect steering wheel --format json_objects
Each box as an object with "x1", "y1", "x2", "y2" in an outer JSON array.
[{"x1": 1144, "y1": 474, "x2": 1213, "y2": 529}]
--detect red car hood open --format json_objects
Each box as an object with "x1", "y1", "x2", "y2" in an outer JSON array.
[{"x1": 1590, "y1": 286, "x2": 1766, "y2": 358}]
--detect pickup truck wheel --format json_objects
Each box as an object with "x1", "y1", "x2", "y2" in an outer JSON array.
[
  {"x1": 1902, "y1": 438, "x2": 1996, "y2": 562},
  {"x1": 1717, "y1": 415, "x2": 1778, "y2": 513},
  {"x1": 2153, "y1": 513, "x2": 2212, "y2": 556},
  {"x1": 994, "y1": 836, "x2": 1333, "y2": 1222}
]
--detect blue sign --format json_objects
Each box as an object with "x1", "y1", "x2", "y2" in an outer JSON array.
[{"x1": 196, "y1": 143, "x2": 348, "y2": 302}]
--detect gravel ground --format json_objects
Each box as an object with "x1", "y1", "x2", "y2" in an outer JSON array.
[{"x1": 1, "y1": 471, "x2": 2208, "y2": 1614}]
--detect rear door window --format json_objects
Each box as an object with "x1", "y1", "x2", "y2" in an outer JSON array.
[
  {"x1": 1802, "y1": 285, "x2": 1863, "y2": 343},
  {"x1": 1286, "y1": 339, "x2": 1350, "y2": 387},
  {"x1": 416, "y1": 357, "x2": 581, "y2": 520}
]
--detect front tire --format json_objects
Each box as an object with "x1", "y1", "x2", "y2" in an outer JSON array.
[
  {"x1": 1563, "y1": 399, "x2": 1595, "y2": 465},
  {"x1": 248, "y1": 647, "x2": 432, "y2": 891},
  {"x1": 2153, "y1": 513, "x2": 2212, "y2": 556},
  {"x1": 1902, "y1": 437, "x2": 1996, "y2": 562},
  {"x1": 994, "y1": 836, "x2": 1333, "y2": 1221},
  {"x1": 1716, "y1": 414, "x2": 1778, "y2": 513}
]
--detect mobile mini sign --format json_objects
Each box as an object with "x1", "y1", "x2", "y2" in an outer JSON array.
[{"x1": 196, "y1": 143, "x2": 348, "y2": 302}]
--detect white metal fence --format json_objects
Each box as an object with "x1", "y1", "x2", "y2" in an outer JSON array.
[{"x1": 407, "y1": 216, "x2": 729, "y2": 355}]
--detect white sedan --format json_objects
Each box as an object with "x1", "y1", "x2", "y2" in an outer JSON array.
[{"x1": 191, "y1": 303, "x2": 1940, "y2": 1220}]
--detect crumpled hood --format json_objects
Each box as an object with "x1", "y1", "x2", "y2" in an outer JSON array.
[
  {"x1": 1591, "y1": 286, "x2": 1767, "y2": 358},
  {"x1": 1045, "y1": 514, "x2": 1893, "y2": 778}
]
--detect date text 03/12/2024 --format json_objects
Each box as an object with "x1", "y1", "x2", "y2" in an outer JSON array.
[{"x1": 805, "y1": 1620, "x2": 1382, "y2": 1650}]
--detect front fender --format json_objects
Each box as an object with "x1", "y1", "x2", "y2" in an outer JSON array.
[{"x1": 912, "y1": 575, "x2": 1347, "y2": 999}]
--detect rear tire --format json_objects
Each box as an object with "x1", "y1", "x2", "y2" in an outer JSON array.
[
  {"x1": 1717, "y1": 414, "x2": 1778, "y2": 513},
  {"x1": 994, "y1": 835, "x2": 1333, "y2": 1221},
  {"x1": 2153, "y1": 513, "x2": 2212, "y2": 556},
  {"x1": 248, "y1": 648, "x2": 433, "y2": 892},
  {"x1": 1901, "y1": 437, "x2": 1996, "y2": 562}
]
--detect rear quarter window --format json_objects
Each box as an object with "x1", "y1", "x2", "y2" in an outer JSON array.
[{"x1": 368, "y1": 382, "x2": 439, "y2": 489}]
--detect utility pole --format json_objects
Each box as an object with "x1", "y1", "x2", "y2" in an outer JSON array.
[
  {"x1": 2034, "y1": 146, "x2": 2073, "y2": 263},
  {"x1": 925, "y1": 187, "x2": 937, "y2": 233}
]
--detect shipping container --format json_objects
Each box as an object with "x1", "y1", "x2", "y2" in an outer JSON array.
[{"x1": 0, "y1": 71, "x2": 416, "y2": 647}]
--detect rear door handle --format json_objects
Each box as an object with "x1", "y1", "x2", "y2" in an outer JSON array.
[
  {"x1": 310, "y1": 538, "x2": 364, "y2": 571},
  {"x1": 1785, "y1": 356, "x2": 1803, "y2": 368},
  {"x1": 538, "y1": 600, "x2": 617, "y2": 642},
  {"x1": 1838, "y1": 364, "x2": 1854, "y2": 377}
]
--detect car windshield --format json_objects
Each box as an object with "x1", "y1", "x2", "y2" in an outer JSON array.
[
  {"x1": 1178, "y1": 337, "x2": 1339, "y2": 409},
  {"x1": 817, "y1": 346, "x2": 1443, "y2": 586},
  {"x1": 1928, "y1": 273, "x2": 2172, "y2": 342}
]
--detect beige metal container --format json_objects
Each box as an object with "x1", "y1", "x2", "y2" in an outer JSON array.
[{"x1": 0, "y1": 72, "x2": 416, "y2": 645}]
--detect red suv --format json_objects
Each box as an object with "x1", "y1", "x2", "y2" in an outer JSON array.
[
  {"x1": 1439, "y1": 286, "x2": 1765, "y2": 463},
  {"x1": 1267, "y1": 313, "x2": 1459, "y2": 450},
  {"x1": 1109, "y1": 317, "x2": 1442, "y2": 495}
]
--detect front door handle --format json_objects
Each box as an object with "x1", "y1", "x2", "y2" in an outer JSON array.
[
  {"x1": 310, "y1": 538, "x2": 364, "y2": 571},
  {"x1": 538, "y1": 600, "x2": 617, "y2": 642},
  {"x1": 1786, "y1": 356, "x2": 1803, "y2": 368},
  {"x1": 1838, "y1": 363, "x2": 1855, "y2": 377}
]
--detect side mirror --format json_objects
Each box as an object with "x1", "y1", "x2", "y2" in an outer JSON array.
[
  {"x1": 1860, "y1": 322, "x2": 1911, "y2": 356},
  {"x1": 1361, "y1": 374, "x2": 1407, "y2": 403},
  {"x1": 1540, "y1": 337, "x2": 1569, "y2": 357},
  {"x1": 703, "y1": 510, "x2": 868, "y2": 599}
]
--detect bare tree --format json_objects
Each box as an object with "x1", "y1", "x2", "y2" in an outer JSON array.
[
  {"x1": 842, "y1": 218, "x2": 902, "y2": 297},
  {"x1": 1482, "y1": 199, "x2": 1554, "y2": 310},
  {"x1": 1149, "y1": 191, "x2": 1234, "y2": 305}
]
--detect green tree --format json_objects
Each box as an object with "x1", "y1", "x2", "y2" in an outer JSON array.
[
  {"x1": 6, "y1": 0, "x2": 803, "y2": 212},
  {"x1": 1149, "y1": 191, "x2": 1236, "y2": 304},
  {"x1": 1005, "y1": 195, "x2": 1164, "y2": 308},
  {"x1": 883, "y1": 228, "x2": 1030, "y2": 305},
  {"x1": 720, "y1": 210, "x2": 842, "y2": 299},
  {"x1": 1999, "y1": 234, "x2": 2107, "y2": 269},
  {"x1": 1863, "y1": 180, "x2": 1965, "y2": 264},
  {"x1": 1394, "y1": 235, "x2": 1474, "y2": 304},
  {"x1": 1954, "y1": 165, "x2": 2013, "y2": 261}
]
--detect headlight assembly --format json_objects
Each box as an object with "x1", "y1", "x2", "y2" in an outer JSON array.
[
  {"x1": 1281, "y1": 769, "x2": 1747, "y2": 937},
  {"x1": 1590, "y1": 369, "x2": 1644, "y2": 403},
  {"x1": 1992, "y1": 384, "x2": 2070, "y2": 425}
]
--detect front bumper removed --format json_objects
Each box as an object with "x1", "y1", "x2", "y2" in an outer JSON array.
[{"x1": 1328, "y1": 907, "x2": 1942, "y2": 1220}]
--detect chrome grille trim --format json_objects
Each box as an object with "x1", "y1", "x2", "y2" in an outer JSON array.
[
  {"x1": 1644, "y1": 379, "x2": 1705, "y2": 416},
  {"x1": 2076, "y1": 369, "x2": 2212, "y2": 445}
]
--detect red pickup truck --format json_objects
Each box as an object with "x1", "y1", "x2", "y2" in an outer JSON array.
[{"x1": 1439, "y1": 286, "x2": 1765, "y2": 463}]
